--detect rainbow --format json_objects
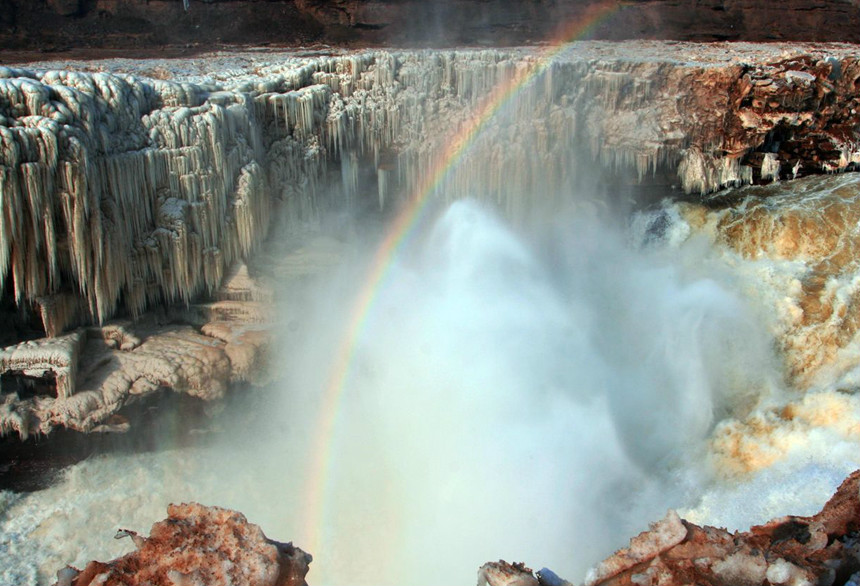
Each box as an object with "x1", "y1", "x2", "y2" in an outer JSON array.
[{"x1": 302, "y1": 0, "x2": 622, "y2": 558}]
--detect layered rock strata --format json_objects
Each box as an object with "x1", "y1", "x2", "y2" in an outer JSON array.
[
  {"x1": 53, "y1": 502, "x2": 312, "y2": 586},
  {"x1": 4, "y1": 0, "x2": 860, "y2": 52}
]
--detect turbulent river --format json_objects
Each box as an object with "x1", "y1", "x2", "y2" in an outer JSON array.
[{"x1": 2, "y1": 46, "x2": 860, "y2": 585}]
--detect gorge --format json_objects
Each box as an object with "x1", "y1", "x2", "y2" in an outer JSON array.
[{"x1": 2, "y1": 15, "x2": 860, "y2": 586}]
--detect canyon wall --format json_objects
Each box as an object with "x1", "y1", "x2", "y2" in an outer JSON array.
[{"x1": 3, "y1": 0, "x2": 860, "y2": 53}]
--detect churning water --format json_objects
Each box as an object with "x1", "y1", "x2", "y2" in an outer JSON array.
[{"x1": 4, "y1": 184, "x2": 859, "y2": 585}]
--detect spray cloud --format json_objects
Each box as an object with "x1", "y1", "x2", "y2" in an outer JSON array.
[{"x1": 263, "y1": 187, "x2": 781, "y2": 584}]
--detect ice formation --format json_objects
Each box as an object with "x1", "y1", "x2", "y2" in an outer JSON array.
[
  {"x1": 0, "y1": 43, "x2": 857, "y2": 443},
  {"x1": 0, "y1": 259, "x2": 275, "y2": 436},
  {"x1": 1, "y1": 42, "x2": 860, "y2": 586},
  {"x1": 2, "y1": 45, "x2": 858, "y2": 338},
  {"x1": 0, "y1": 67, "x2": 269, "y2": 334}
]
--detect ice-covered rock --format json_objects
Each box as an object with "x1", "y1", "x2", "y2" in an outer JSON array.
[
  {"x1": 0, "y1": 259, "x2": 275, "y2": 437},
  {"x1": 583, "y1": 470, "x2": 860, "y2": 586},
  {"x1": 53, "y1": 502, "x2": 312, "y2": 586},
  {"x1": 478, "y1": 560, "x2": 539, "y2": 586},
  {"x1": 2, "y1": 46, "x2": 858, "y2": 338}
]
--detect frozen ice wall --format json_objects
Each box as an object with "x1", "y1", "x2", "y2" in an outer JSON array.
[
  {"x1": 4, "y1": 46, "x2": 859, "y2": 338},
  {"x1": 3, "y1": 45, "x2": 860, "y2": 584},
  {"x1": 0, "y1": 68, "x2": 269, "y2": 335}
]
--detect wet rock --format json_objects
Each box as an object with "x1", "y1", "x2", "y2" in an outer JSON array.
[
  {"x1": 671, "y1": 173, "x2": 860, "y2": 390},
  {"x1": 478, "y1": 560, "x2": 539, "y2": 586},
  {"x1": 53, "y1": 502, "x2": 312, "y2": 586},
  {"x1": 584, "y1": 470, "x2": 860, "y2": 586}
]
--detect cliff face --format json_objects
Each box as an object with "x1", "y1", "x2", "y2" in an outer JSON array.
[
  {"x1": 2, "y1": 0, "x2": 860, "y2": 54},
  {"x1": 3, "y1": 45, "x2": 859, "y2": 339},
  {"x1": 2, "y1": 44, "x2": 860, "y2": 436}
]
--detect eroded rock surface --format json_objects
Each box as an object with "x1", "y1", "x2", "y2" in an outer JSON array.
[
  {"x1": 54, "y1": 502, "x2": 312, "y2": 586},
  {"x1": 0, "y1": 260, "x2": 273, "y2": 437},
  {"x1": 584, "y1": 469, "x2": 860, "y2": 586},
  {"x1": 3, "y1": 0, "x2": 860, "y2": 53}
]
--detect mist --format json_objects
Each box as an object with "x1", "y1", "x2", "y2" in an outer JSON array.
[
  {"x1": 0, "y1": 186, "x2": 788, "y2": 586},
  {"x1": 255, "y1": 191, "x2": 782, "y2": 584}
]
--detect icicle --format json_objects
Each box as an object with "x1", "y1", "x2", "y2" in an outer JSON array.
[{"x1": 761, "y1": 153, "x2": 781, "y2": 182}]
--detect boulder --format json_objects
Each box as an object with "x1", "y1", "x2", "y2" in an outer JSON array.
[
  {"x1": 54, "y1": 502, "x2": 312, "y2": 586},
  {"x1": 584, "y1": 470, "x2": 860, "y2": 586}
]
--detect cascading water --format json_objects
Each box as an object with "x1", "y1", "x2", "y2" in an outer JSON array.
[{"x1": 3, "y1": 46, "x2": 860, "y2": 585}]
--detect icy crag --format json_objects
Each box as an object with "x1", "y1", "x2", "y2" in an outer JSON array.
[
  {"x1": 479, "y1": 470, "x2": 860, "y2": 586},
  {"x1": 0, "y1": 260, "x2": 274, "y2": 437},
  {"x1": 3, "y1": 43, "x2": 860, "y2": 436},
  {"x1": 4, "y1": 45, "x2": 860, "y2": 333},
  {"x1": 53, "y1": 502, "x2": 311, "y2": 586},
  {"x1": 583, "y1": 469, "x2": 860, "y2": 586}
]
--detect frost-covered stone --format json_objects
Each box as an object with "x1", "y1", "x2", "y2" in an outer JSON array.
[
  {"x1": 478, "y1": 561, "x2": 539, "y2": 586},
  {"x1": 583, "y1": 470, "x2": 860, "y2": 586},
  {"x1": 53, "y1": 502, "x2": 312, "y2": 586},
  {"x1": 0, "y1": 260, "x2": 275, "y2": 437},
  {"x1": 584, "y1": 510, "x2": 687, "y2": 586}
]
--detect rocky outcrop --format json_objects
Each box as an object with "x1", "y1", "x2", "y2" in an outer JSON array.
[
  {"x1": 479, "y1": 470, "x2": 860, "y2": 586},
  {"x1": 53, "y1": 502, "x2": 312, "y2": 586},
  {"x1": 3, "y1": 0, "x2": 860, "y2": 53},
  {"x1": 582, "y1": 469, "x2": 860, "y2": 586},
  {"x1": 0, "y1": 260, "x2": 274, "y2": 438}
]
